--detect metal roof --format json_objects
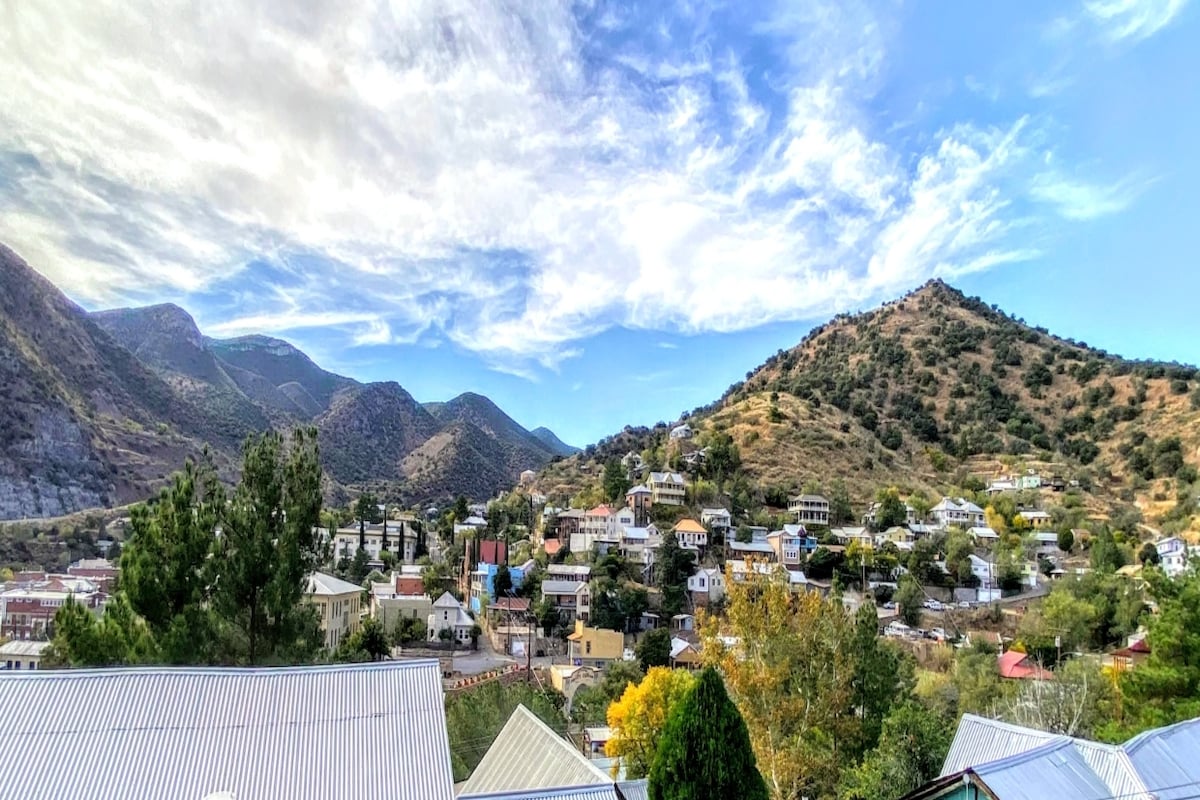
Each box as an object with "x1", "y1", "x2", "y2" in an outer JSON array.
[
  {"x1": 459, "y1": 705, "x2": 611, "y2": 796},
  {"x1": 616, "y1": 780, "x2": 649, "y2": 800},
  {"x1": 306, "y1": 570, "x2": 364, "y2": 596},
  {"x1": 542, "y1": 580, "x2": 587, "y2": 595},
  {"x1": 460, "y1": 785, "x2": 623, "y2": 800},
  {"x1": 1123, "y1": 717, "x2": 1200, "y2": 800},
  {"x1": 0, "y1": 640, "x2": 50, "y2": 657},
  {"x1": 0, "y1": 660, "x2": 454, "y2": 800},
  {"x1": 941, "y1": 714, "x2": 1057, "y2": 776},
  {"x1": 971, "y1": 740, "x2": 1118, "y2": 800}
]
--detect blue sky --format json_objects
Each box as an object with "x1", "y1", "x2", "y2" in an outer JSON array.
[{"x1": 1, "y1": 0, "x2": 1197, "y2": 447}]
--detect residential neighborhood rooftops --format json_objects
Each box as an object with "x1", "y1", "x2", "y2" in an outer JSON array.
[
  {"x1": 673, "y1": 519, "x2": 706, "y2": 534},
  {"x1": 546, "y1": 564, "x2": 592, "y2": 577},
  {"x1": 648, "y1": 472, "x2": 684, "y2": 484},
  {"x1": 541, "y1": 580, "x2": 587, "y2": 595},
  {"x1": 0, "y1": 661, "x2": 454, "y2": 800},
  {"x1": 729, "y1": 541, "x2": 774, "y2": 554},
  {"x1": 625, "y1": 485, "x2": 652, "y2": 496},
  {"x1": 306, "y1": 571, "x2": 364, "y2": 596}
]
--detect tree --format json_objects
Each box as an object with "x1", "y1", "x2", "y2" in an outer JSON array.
[
  {"x1": 735, "y1": 524, "x2": 753, "y2": 544},
  {"x1": 838, "y1": 702, "x2": 951, "y2": 800},
  {"x1": 493, "y1": 563, "x2": 514, "y2": 599},
  {"x1": 533, "y1": 596, "x2": 560, "y2": 636},
  {"x1": 648, "y1": 667, "x2": 768, "y2": 800},
  {"x1": 701, "y1": 570, "x2": 858, "y2": 800},
  {"x1": 1018, "y1": 586, "x2": 1096, "y2": 658},
  {"x1": 354, "y1": 492, "x2": 381, "y2": 549},
  {"x1": 603, "y1": 458, "x2": 632, "y2": 504},
  {"x1": 874, "y1": 488, "x2": 908, "y2": 530},
  {"x1": 453, "y1": 495, "x2": 470, "y2": 522},
  {"x1": 654, "y1": 531, "x2": 695, "y2": 617},
  {"x1": 1058, "y1": 528, "x2": 1075, "y2": 554},
  {"x1": 335, "y1": 615, "x2": 391, "y2": 662},
  {"x1": 1138, "y1": 542, "x2": 1161, "y2": 566},
  {"x1": 608, "y1": 667, "x2": 697, "y2": 780},
  {"x1": 829, "y1": 479, "x2": 854, "y2": 526},
  {"x1": 572, "y1": 660, "x2": 645, "y2": 724},
  {"x1": 851, "y1": 604, "x2": 914, "y2": 754},
  {"x1": 211, "y1": 429, "x2": 324, "y2": 665},
  {"x1": 896, "y1": 575, "x2": 923, "y2": 628},
  {"x1": 636, "y1": 628, "x2": 672, "y2": 671}
]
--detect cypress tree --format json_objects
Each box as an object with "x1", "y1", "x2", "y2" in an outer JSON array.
[{"x1": 648, "y1": 666, "x2": 768, "y2": 800}]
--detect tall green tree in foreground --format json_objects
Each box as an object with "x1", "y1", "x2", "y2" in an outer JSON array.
[
  {"x1": 50, "y1": 429, "x2": 324, "y2": 667},
  {"x1": 648, "y1": 666, "x2": 768, "y2": 800},
  {"x1": 654, "y1": 531, "x2": 695, "y2": 617}
]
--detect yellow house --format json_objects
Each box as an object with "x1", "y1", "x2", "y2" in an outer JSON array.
[
  {"x1": 566, "y1": 619, "x2": 625, "y2": 668},
  {"x1": 306, "y1": 572, "x2": 364, "y2": 650}
]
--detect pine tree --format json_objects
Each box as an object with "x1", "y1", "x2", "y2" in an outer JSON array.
[
  {"x1": 654, "y1": 531, "x2": 695, "y2": 617},
  {"x1": 648, "y1": 667, "x2": 767, "y2": 800}
]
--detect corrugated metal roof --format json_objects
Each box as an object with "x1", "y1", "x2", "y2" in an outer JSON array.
[
  {"x1": 941, "y1": 715, "x2": 1059, "y2": 776},
  {"x1": 306, "y1": 571, "x2": 364, "y2": 595},
  {"x1": 0, "y1": 640, "x2": 50, "y2": 657},
  {"x1": 0, "y1": 660, "x2": 454, "y2": 800},
  {"x1": 461, "y1": 785, "x2": 622, "y2": 800},
  {"x1": 616, "y1": 780, "x2": 649, "y2": 800},
  {"x1": 1123, "y1": 718, "x2": 1200, "y2": 800},
  {"x1": 972, "y1": 740, "x2": 1117, "y2": 800},
  {"x1": 460, "y1": 706, "x2": 611, "y2": 796}
]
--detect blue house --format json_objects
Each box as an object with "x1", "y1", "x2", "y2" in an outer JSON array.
[{"x1": 468, "y1": 560, "x2": 529, "y2": 614}]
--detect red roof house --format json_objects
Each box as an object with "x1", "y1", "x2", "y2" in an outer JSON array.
[
  {"x1": 998, "y1": 649, "x2": 1051, "y2": 680},
  {"x1": 478, "y1": 540, "x2": 508, "y2": 566}
]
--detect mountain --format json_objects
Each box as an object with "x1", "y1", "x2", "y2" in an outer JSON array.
[
  {"x1": 316, "y1": 382, "x2": 441, "y2": 484},
  {"x1": 539, "y1": 280, "x2": 1200, "y2": 529},
  {"x1": 206, "y1": 334, "x2": 357, "y2": 417},
  {"x1": 0, "y1": 245, "x2": 209, "y2": 518},
  {"x1": 530, "y1": 427, "x2": 578, "y2": 457},
  {"x1": 0, "y1": 244, "x2": 569, "y2": 517}
]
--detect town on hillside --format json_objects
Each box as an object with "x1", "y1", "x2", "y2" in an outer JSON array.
[{"x1": 4, "y1": 417, "x2": 1200, "y2": 800}]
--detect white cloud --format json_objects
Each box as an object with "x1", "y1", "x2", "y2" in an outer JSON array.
[
  {"x1": 1084, "y1": 0, "x2": 1189, "y2": 42},
  {"x1": 0, "y1": 0, "x2": 1120, "y2": 375},
  {"x1": 1029, "y1": 173, "x2": 1150, "y2": 220}
]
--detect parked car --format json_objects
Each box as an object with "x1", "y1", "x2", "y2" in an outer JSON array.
[{"x1": 957, "y1": 601, "x2": 971, "y2": 609}]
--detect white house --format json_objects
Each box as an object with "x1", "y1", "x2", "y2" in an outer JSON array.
[
  {"x1": 669, "y1": 423, "x2": 694, "y2": 440},
  {"x1": 673, "y1": 519, "x2": 708, "y2": 551},
  {"x1": 1018, "y1": 510, "x2": 1053, "y2": 529},
  {"x1": 1157, "y1": 537, "x2": 1188, "y2": 578},
  {"x1": 968, "y1": 554, "x2": 996, "y2": 588},
  {"x1": 687, "y1": 567, "x2": 725, "y2": 606},
  {"x1": 788, "y1": 494, "x2": 830, "y2": 526},
  {"x1": 648, "y1": 472, "x2": 686, "y2": 506},
  {"x1": 967, "y1": 526, "x2": 999, "y2": 542},
  {"x1": 700, "y1": 508, "x2": 732, "y2": 531},
  {"x1": 931, "y1": 498, "x2": 986, "y2": 528},
  {"x1": 428, "y1": 592, "x2": 474, "y2": 645}
]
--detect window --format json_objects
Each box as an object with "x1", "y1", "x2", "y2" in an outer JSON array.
[{"x1": 585, "y1": 641, "x2": 592, "y2": 654}]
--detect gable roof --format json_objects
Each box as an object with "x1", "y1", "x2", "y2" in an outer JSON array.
[
  {"x1": 544, "y1": 538, "x2": 562, "y2": 556},
  {"x1": 673, "y1": 519, "x2": 706, "y2": 534},
  {"x1": 459, "y1": 705, "x2": 611, "y2": 796},
  {"x1": 625, "y1": 485, "x2": 651, "y2": 496},
  {"x1": 434, "y1": 591, "x2": 464, "y2": 608},
  {"x1": 648, "y1": 472, "x2": 684, "y2": 485},
  {"x1": 0, "y1": 661, "x2": 453, "y2": 800},
  {"x1": 997, "y1": 650, "x2": 1050, "y2": 680},
  {"x1": 306, "y1": 571, "x2": 364, "y2": 596}
]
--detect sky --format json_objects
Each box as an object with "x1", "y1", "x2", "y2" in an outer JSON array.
[{"x1": 1, "y1": 0, "x2": 1197, "y2": 447}]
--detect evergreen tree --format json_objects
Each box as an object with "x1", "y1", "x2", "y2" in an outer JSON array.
[
  {"x1": 850, "y1": 603, "x2": 913, "y2": 755},
  {"x1": 655, "y1": 531, "x2": 695, "y2": 617},
  {"x1": 648, "y1": 667, "x2": 767, "y2": 800},
  {"x1": 354, "y1": 492, "x2": 380, "y2": 549},
  {"x1": 493, "y1": 563, "x2": 514, "y2": 599},
  {"x1": 212, "y1": 429, "x2": 324, "y2": 664},
  {"x1": 829, "y1": 479, "x2": 854, "y2": 526},
  {"x1": 602, "y1": 458, "x2": 631, "y2": 504},
  {"x1": 635, "y1": 627, "x2": 672, "y2": 671}
]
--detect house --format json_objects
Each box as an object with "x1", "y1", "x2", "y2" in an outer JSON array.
[
  {"x1": 902, "y1": 713, "x2": 1200, "y2": 800},
  {"x1": 967, "y1": 554, "x2": 996, "y2": 588},
  {"x1": 862, "y1": 502, "x2": 917, "y2": 527},
  {"x1": 673, "y1": 518, "x2": 708, "y2": 551},
  {"x1": 671, "y1": 613, "x2": 695, "y2": 632},
  {"x1": 647, "y1": 472, "x2": 686, "y2": 506},
  {"x1": 1032, "y1": 531, "x2": 1060, "y2": 557},
  {"x1": 997, "y1": 649, "x2": 1050, "y2": 680},
  {"x1": 0, "y1": 640, "x2": 50, "y2": 670},
  {"x1": 931, "y1": 498, "x2": 986, "y2": 528},
  {"x1": 700, "y1": 507, "x2": 732, "y2": 531},
  {"x1": 682, "y1": 448, "x2": 708, "y2": 469},
  {"x1": 728, "y1": 539, "x2": 776, "y2": 560},
  {"x1": 459, "y1": 704, "x2": 646, "y2": 800},
  {"x1": 967, "y1": 526, "x2": 999, "y2": 542},
  {"x1": 767, "y1": 524, "x2": 810, "y2": 567},
  {"x1": 461, "y1": 538, "x2": 509, "y2": 597},
  {"x1": 371, "y1": 575, "x2": 433, "y2": 632},
  {"x1": 547, "y1": 564, "x2": 592, "y2": 583},
  {"x1": 788, "y1": 494, "x2": 830, "y2": 526},
  {"x1": 1106, "y1": 633, "x2": 1151, "y2": 672},
  {"x1": 67, "y1": 558, "x2": 118, "y2": 590},
  {"x1": 566, "y1": 620, "x2": 624, "y2": 668},
  {"x1": 332, "y1": 521, "x2": 416, "y2": 563},
  {"x1": 0, "y1": 660, "x2": 456, "y2": 800},
  {"x1": 1018, "y1": 510, "x2": 1053, "y2": 529},
  {"x1": 541, "y1": 579, "x2": 591, "y2": 623},
  {"x1": 1156, "y1": 536, "x2": 1188, "y2": 577},
  {"x1": 831, "y1": 526, "x2": 873, "y2": 546},
  {"x1": 428, "y1": 592, "x2": 474, "y2": 645},
  {"x1": 468, "y1": 561, "x2": 528, "y2": 614},
  {"x1": 669, "y1": 423, "x2": 693, "y2": 440},
  {"x1": 728, "y1": 560, "x2": 808, "y2": 592},
  {"x1": 621, "y1": 450, "x2": 645, "y2": 473},
  {"x1": 687, "y1": 567, "x2": 725, "y2": 607},
  {"x1": 619, "y1": 526, "x2": 652, "y2": 560},
  {"x1": 1, "y1": 576, "x2": 102, "y2": 640},
  {"x1": 669, "y1": 637, "x2": 703, "y2": 670},
  {"x1": 575, "y1": 505, "x2": 637, "y2": 554},
  {"x1": 625, "y1": 484, "x2": 652, "y2": 526},
  {"x1": 554, "y1": 508, "x2": 585, "y2": 544},
  {"x1": 985, "y1": 477, "x2": 1017, "y2": 495},
  {"x1": 305, "y1": 572, "x2": 363, "y2": 650}
]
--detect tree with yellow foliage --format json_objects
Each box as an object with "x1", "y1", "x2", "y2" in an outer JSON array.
[
  {"x1": 605, "y1": 667, "x2": 696, "y2": 779},
  {"x1": 700, "y1": 566, "x2": 861, "y2": 800}
]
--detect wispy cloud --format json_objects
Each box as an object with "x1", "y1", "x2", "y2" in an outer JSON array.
[
  {"x1": 1029, "y1": 173, "x2": 1152, "y2": 220},
  {"x1": 1084, "y1": 0, "x2": 1189, "y2": 42},
  {"x1": 656, "y1": 342, "x2": 679, "y2": 350},
  {"x1": 0, "y1": 0, "x2": 1169, "y2": 378}
]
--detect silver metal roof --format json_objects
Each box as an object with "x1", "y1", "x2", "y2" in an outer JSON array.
[
  {"x1": 460, "y1": 785, "x2": 623, "y2": 800},
  {"x1": 616, "y1": 780, "x2": 649, "y2": 800},
  {"x1": 1123, "y1": 717, "x2": 1200, "y2": 800},
  {"x1": 941, "y1": 714, "x2": 1057, "y2": 776},
  {"x1": 971, "y1": 740, "x2": 1117, "y2": 800},
  {"x1": 459, "y1": 705, "x2": 611, "y2": 796},
  {"x1": 0, "y1": 660, "x2": 455, "y2": 800}
]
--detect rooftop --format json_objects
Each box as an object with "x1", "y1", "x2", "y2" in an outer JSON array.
[
  {"x1": 306, "y1": 571, "x2": 364, "y2": 597},
  {"x1": 0, "y1": 661, "x2": 454, "y2": 800}
]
